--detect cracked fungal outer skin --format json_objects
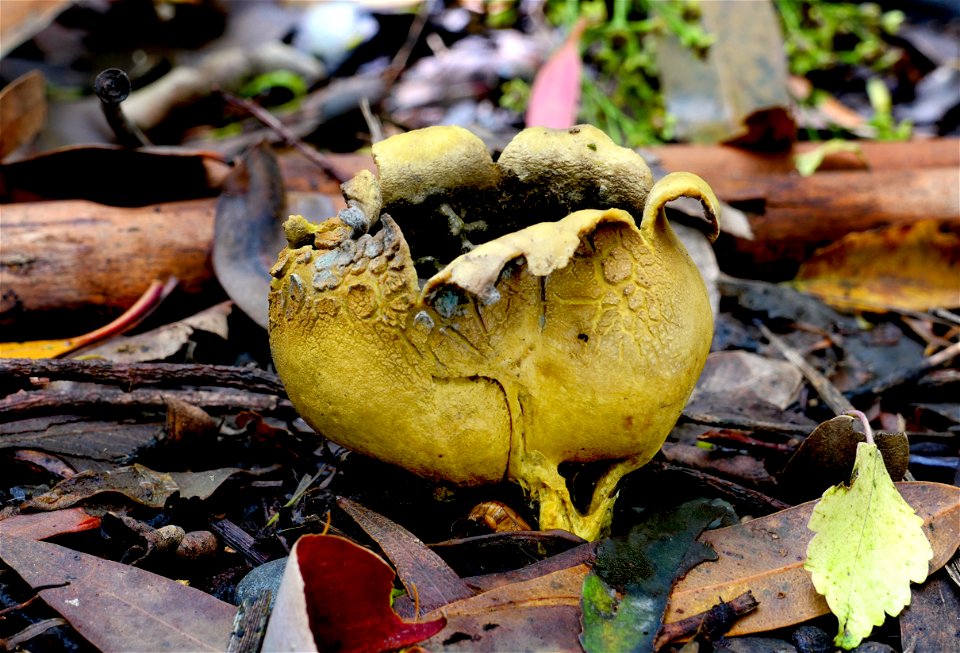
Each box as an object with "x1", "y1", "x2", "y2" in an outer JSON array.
[{"x1": 268, "y1": 125, "x2": 720, "y2": 540}]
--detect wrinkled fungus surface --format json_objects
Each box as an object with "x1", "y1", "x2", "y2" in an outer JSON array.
[{"x1": 268, "y1": 125, "x2": 720, "y2": 540}]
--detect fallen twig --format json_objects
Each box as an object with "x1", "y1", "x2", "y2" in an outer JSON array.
[
  {"x1": 0, "y1": 387, "x2": 292, "y2": 421},
  {"x1": 0, "y1": 358, "x2": 284, "y2": 395},
  {"x1": 756, "y1": 321, "x2": 854, "y2": 415},
  {"x1": 218, "y1": 89, "x2": 351, "y2": 183}
]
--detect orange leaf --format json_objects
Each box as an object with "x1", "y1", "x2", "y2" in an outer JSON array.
[
  {"x1": 525, "y1": 20, "x2": 587, "y2": 129},
  {"x1": 0, "y1": 508, "x2": 100, "y2": 540},
  {"x1": 792, "y1": 221, "x2": 960, "y2": 312}
]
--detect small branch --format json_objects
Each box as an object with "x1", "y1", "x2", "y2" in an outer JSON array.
[
  {"x1": 756, "y1": 321, "x2": 854, "y2": 415},
  {"x1": 0, "y1": 359, "x2": 284, "y2": 395},
  {"x1": 218, "y1": 89, "x2": 351, "y2": 183},
  {"x1": 679, "y1": 410, "x2": 813, "y2": 437},
  {"x1": 656, "y1": 591, "x2": 759, "y2": 647},
  {"x1": 0, "y1": 387, "x2": 292, "y2": 421},
  {"x1": 651, "y1": 462, "x2": 791, "y2": 513},
  {"x1": 853, "y1": 341, "x2": 960, "y2": 400},
  {"x1": 382, "y1": 2, "x2": 430, "y2": 89}
]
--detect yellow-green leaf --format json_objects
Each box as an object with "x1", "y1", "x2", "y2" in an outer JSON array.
[{"x1": 804, "y1": 442, "x2": 933, "y2": 649}]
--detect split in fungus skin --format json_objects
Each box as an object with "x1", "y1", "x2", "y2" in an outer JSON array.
[{"x1": 268, "y1": 125, "x2": 721, "y2": 541}]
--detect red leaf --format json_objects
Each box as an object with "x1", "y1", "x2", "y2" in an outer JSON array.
[
  {"x1": 525, "y1": 20, "x2": 587, "y2": 129},
  {"x1": 297, "y1": 535, "x2": 445, "y2": 653},
  {"x1": 0, "y1": 508, "x2": 100, "y2": 540}
]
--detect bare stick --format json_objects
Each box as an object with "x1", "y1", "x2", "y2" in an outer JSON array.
[{"x1": 218, "y1": 89, "x2": 351, "y2": 183}]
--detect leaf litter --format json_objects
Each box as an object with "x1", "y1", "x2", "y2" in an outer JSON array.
[{"x1": 1, "y1": 1, "x2": 959, "y2": 651}]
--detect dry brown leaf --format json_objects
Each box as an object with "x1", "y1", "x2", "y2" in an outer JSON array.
[
  {"x1": 80, "y1": 301, "x2": 232, "y2": 363},
  {"x1": 337, "y1": 497, "x2": 474, "y2": 614},
  {"x1": 0, "y1": 0, "x2": 74, "y2": 58},
  {"x1": 663, "y1": 482, "x2": 960, "y2": 637},
  {"x1": 422, "y1": 564, "x2": 588, "y2": 652},
  {"x1": 793, "y1": 221, "x2": 960, "y2": 312},
  {"x1": 0, "y1": 70, "x2": 47, "y2": 159},
  {"x1": 0, "y1": 535, "x2": 235, "y2": 651}
]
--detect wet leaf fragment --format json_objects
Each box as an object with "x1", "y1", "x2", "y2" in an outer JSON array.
[{"x1": 580, "y1": 498, "x2": 737, "y2": 653}]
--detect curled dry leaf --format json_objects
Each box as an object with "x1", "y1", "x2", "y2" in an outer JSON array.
[
  {"x1": 268, "y1": 125, "x2": 721, "y2": 540},
  {"x1": 780, "y1": 415, "x2": 909, "y2": 502},
  {"x1": 0, "y1": 279, "x2": 175, "y2": 359}
]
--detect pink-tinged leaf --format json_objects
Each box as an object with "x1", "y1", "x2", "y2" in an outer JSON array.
[
  {"x1": 0, "y1": 278, "x2": 177, "y2": 359},
  {"x1": 526, "y1": 20, "x2": 587, "y2": 129},
  {"x1": 0, "y1": 508, "x2": 100, "y2": 540},
  {"x1": 0, "y1": 535, "x2": 235, "y2": 651},
  {"x1": 262, "y1": 534, "x2": 446, "y2": 653}
]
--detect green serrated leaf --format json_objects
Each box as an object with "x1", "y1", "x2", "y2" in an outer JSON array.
[{"x1": 804, "y1": 442, "x2": 933, "y2": 649}]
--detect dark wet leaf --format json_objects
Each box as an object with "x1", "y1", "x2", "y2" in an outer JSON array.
[
  {"x1": 213, "y1": 142, "x2": 286, "y2": 329},
  {"x1": 780, "y1": 415, "x2": 909, "y2": 502},
  {"x1": 21, "y1": 463, "x2": 275, "y2": 510},
  {"x1": 580, "y1": 498, "x2": 737, "y2": 653},
  {"x1": 0, "y1": 416, "x2": 164, "y2": 467},
  {"x1": 899, "y1": 569, "x2": 960, "y2": 653},
  {"x1": 0, "y1": 535, "x2": 235, "y2": 651}
]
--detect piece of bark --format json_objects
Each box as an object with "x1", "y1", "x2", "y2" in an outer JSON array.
[
  {"x1": 651, "y1": 138, "x2": 960, "y2": 177},
  {"x1": 0, "y1": 415, "x2": 163, "y2": 465},
  {"x1": 0, "y1": 198, "x2": 216, "y2": 329},
  {"x1": 651, "y1": 139, "x2": 960, "y2": 269},
  {"x1": 725, "y1": 167, "x2": 960, "y2": 264}
]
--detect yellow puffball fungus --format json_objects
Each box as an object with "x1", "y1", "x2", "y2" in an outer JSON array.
[{"x1": 268, "y1": 125, "x2": 720, "y2": 540}]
